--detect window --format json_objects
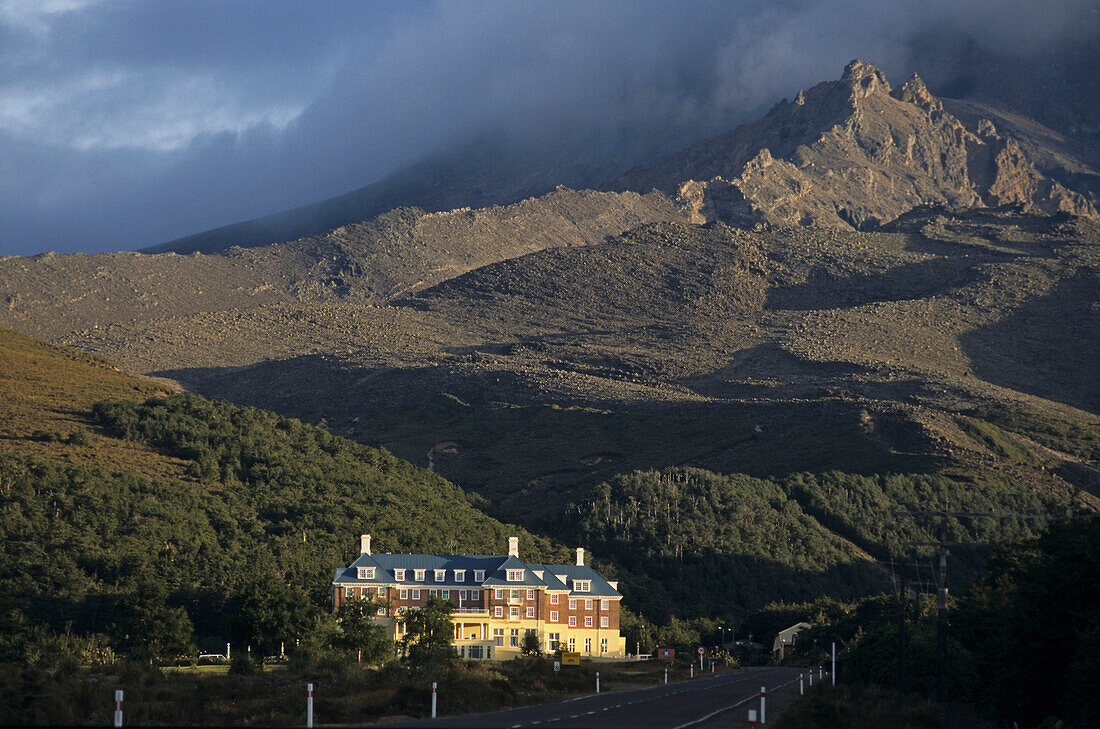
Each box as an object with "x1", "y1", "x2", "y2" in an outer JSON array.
[
  {"x1": 454, "y1": 570, "x2": 466, "y2": 582},
  {"x1": 585, "y1": 599, "x2": 593, "y2": 610},
  {"x1": 493, "y1": 628, "x2": 504, "y2": 647},
  {"x1": 494, "y1": 606, "x2": 503, "y2": 617},
  {"x1": 510, "y1": 606, "x2": 520, "y2": 619},
  {"x1": 550, "y1": 594, "x2": 559, "y2": 605},
  {"x1": 585, "y1": 616, "x2": 593, "y2": 627},
  {"x1": 600, "y1": 638, "x2": 608, "y2": 654},
  {"x1": 399, "y1": 589, "x2": 407, "y2": 600},
  {"x1": 494, "y1": 589, "x2": 503, "y2": 599},
  {"x1": 474, "y1": 570, "x2": 485, "y2": 582},
  {"x1": 378, "y1": 586, "x2": 386, "y2": 597},
  {"x1": 526, "y1": 606, "x2": 535, "y2": 618},
  {"x1": 459, "y1": 589, "x2": 467, "y2": 601},
  {"x1": 434, "y1": 569, "x2": 446, "y2": 582},
  {"x1": 550, "y1": 611, "x2": 559, "y2": 622},
  {"x1": 568, "y1": 638, "x2": 575, "y2": 651},
  {"x1": 395, "y1": 568, "x2": 406, "y2": 581},
  {"x1": 357, "y1": 566, "x2": 375, "y2": 579},
  {"x1": 574, "y1": 579, "x2": 591, "y2": 592},
  {"x1": 471, "y1": 589, "x2": 480, "y2": 600},
  {"x1": 411, "y1": 589, "x2": 420, "y2": 600},
  {"x1": 568, "y1": 599, "x2": 577, "y2": 610},
  {"x1": 441, "y1": 590, "x2": 449, "y2": 600},
  {"x1": 584, "y1": 638, "x2": 592, "y2": 654},
  {"x1": 601, "y1": 599, "x2": 609, "y2": 611},
  {"x1": 601, "y1": 616, "x2": 609, "y2": 628},
  {"x1": 344, "y1": 586, "x2": 354, "y2": 597},
  {"x1": 527, "y1": 589, "x2": 536, "y2": 600},
  {"x1": 548, "y1": 633, "x2": 560, "y2": 651},
  {"x1": 507, "y1": 569, "x2": 524, "y2": 582},
  {"x1": 414, "y1": 569, "x2": 425, "y2": 581},
  {"x1": 568, "y1": 616, "x2": 577, "y2": 627},
  {"x1": 510, "y1": 628, "x2": 520, "y2": 647},
  {"x1": 510, "y1": 589, "x2": 521, "y2": 601}
]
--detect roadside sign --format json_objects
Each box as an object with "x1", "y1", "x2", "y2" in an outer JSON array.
[
  {"x1": 561, "y1": 651, "x2": 581, "y2": 666},
  {"x1": 697, "y1": 646, "x2": 705, "y2": 656},
  {"x1": 554, "y1": 661, "x2": 561, "y2": 672}
]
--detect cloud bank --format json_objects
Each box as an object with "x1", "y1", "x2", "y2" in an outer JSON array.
[{"x1": 1, "y1": 0, "x2": 1096, "y2": 255}]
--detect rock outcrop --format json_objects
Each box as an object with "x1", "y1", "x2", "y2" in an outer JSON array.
[{"x1": 611, "y1": 60, "x2": 1095, "y2": 229}]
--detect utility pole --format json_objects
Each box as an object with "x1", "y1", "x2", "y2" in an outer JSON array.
[{"x1": 896, "y1": 567, "x2": 906, "y2": 695}]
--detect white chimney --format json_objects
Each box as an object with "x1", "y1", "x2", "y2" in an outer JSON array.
[
  {"x1": 360, "y1": 534, "x2": 372, "y2": 555},
  {"x1": 576, "y1": 547, "x2": 585, "y2": 566},
  {"x1": 508, "y1": 536, "x2": 519, "y2": 557}
]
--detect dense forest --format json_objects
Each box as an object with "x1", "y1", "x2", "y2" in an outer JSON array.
[
  {"x1": 564, "y1": 467, "x2": 1057, "y2": 620},
  {"x1": 770, "y1": 516, "x2": 1099, "y2": 729}
]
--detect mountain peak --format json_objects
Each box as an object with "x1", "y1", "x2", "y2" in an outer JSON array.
[
  {"x1": 840, "y1": 59, "x2": 892, "y2": 98},
  {"x1": 891, "y1": 73, "x2": 941, "y2": 111},
  {"x1": 611, "y1": 60, "x2": 1095, "y2": 229}
]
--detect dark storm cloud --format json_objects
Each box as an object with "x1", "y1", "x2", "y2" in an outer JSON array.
[{"x1": 0, "y1": 0, "x2": 1095, "y2": 256}]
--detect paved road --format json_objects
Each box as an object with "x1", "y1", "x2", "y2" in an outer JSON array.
[{"x1": 382, "y1": 666, "x2": 804, "y2": 728}]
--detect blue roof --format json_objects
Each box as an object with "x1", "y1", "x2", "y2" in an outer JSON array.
[{"x1": 334, "y1": 552, "x2": 621, "y2": 597}]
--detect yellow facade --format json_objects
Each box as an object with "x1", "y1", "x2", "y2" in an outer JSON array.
[{"x1": 380, "y1": 610, "x2": 627, "y2": 660}]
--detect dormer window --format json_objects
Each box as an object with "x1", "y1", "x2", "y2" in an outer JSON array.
[
  {"x1": 454, "y1": 570, "x2": 466, "y2": 582},
  {"x1": 357, "y1": 567, "x2": 375, "y2": 580},
  {"x1": 434, "y1": 569, "x2": 446, "y2": 582},
  {"x1": 474, "y1": 570, "x2": 485, "y2": 582},
  {"x1": 506, "y1": 569, "x2": 524, "y2": 582},
  {"x1": 394, "y1": 569, "x2": 406, "y2": 581},
  {"x1": 574, "y1": 579, "x2": 591, "y2": 592},
  {"x1": 414, "y1": 569, "x2": 426, "y2": 581}
]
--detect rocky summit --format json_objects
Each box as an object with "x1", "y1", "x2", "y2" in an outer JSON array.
[{"x1": 611, "y1": 60, "x2": 1095, "y2": 230}]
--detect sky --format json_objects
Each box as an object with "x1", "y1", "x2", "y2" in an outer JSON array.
[{"x1": 1, "y1": 0, "x2": 1096, "y2": 257}]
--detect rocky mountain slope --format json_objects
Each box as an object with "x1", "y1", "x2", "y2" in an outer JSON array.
[
  {"x1": 31, "y1": 207, "x2": 1096, "y2": 520},
  {"x1": 610, "y1": 60, "x2": 1095, "y2": 229},
  {"x1": 1, "y1": 188, "x2": 680, "y2": 341}
]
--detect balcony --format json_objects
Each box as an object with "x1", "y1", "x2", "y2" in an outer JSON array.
[{"x1": 453, "y1": 608, "x2": 489, "y2": 616}]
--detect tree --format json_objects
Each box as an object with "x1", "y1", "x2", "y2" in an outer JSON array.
[
  {"x1": 334, "y1": 599, "x2": 392, "y2": 664},
  {"x1": 230, "y1": 573, "x2": 314, "y2": 656},
  {"x1": 116, "y1": 581, "x2": 194, "y2": 663},
  {"x1": 399, "y1": 596, "x2": 455, "y2": 669},
  {"x1": 521, "y1": 630, "x2": 541, "y2": 657}
]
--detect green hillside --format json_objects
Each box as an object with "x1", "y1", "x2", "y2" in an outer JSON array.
[{"x1": 0, "y1": 329, "x2": 565, "y2": 650}]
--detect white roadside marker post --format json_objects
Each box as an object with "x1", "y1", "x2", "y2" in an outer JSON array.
[
  {"x1": 690, "y1": 664, "x2": 693, "y2": 678},
  {"x1": 748, "y1": 708, "x2": 757, "y2": 729},
  {"x1": 760, "y1": 686, "x2": 766, "y2": 724},
  {"x1": 809, "y1": 669, "x2": 813, "y2": 687},
  {"x1": 819, "y1": 665, "x2": 823, "y2": 680},
  {"x1": 664, "y1": 667, "x2": 668, "y2": 684},
  {"x1": 431, "y1": 681, "x2": 438, "y2": 718},
  {"x1": 800, "y1": 672, "x2": 804, "y2": 695},
  {"x1": 114, "y1": 690, "x2": 123, "y2": 728},
  {"x1": 596, "y1": 672, "x2": 600, "y2": 694},
  {"x1": 306, "y1": 683, "x2": 313, "y2": 728}
]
